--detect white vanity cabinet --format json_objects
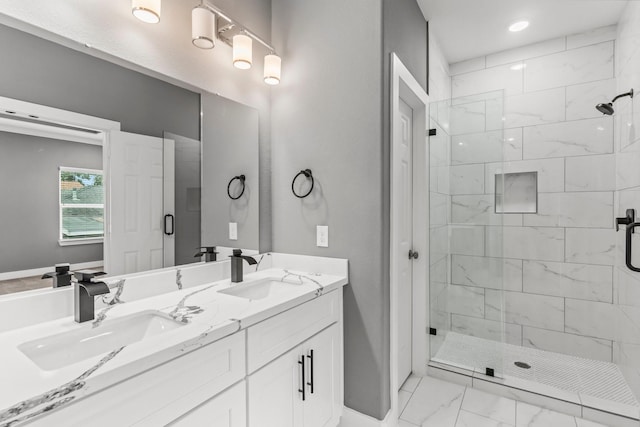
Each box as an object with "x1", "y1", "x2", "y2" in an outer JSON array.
[
  {"x1": 167, "y1": 381, "x2": 247, "y2": 427},
  {"x1": 21, "y1": 289, "x2": 344, "y2": 427},
  {"x1": 247, "y1": 290, "x2": 343, "y2": 427}
]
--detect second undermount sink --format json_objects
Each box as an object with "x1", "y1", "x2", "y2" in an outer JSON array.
[
  {"x1": 218, "y1": 279, "x2": 303, "y2": 301},
  {"x1": 18, "y1": 310, "x2": 185, "y2": 371}
]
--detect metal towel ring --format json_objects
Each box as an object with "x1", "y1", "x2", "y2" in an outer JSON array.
[
  {"x1": 291, "y1": 169, "x2": 314, "y2": 198},
  {"x1": 227, "y1": 175, "x2": 246, "y2": 200}
]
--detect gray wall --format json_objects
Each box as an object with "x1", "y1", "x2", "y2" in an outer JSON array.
[
  {"x1": 271, "y1": 0, "x2": 386, "y2": 419},
  {"x1": 271, "y1": 0, "x2": 427, "y2": 420},
  {"x1": 202, "y1": 94, "x2": 260, "y2": 251},
  {"x1": 0, "y1": 131, "x2": 103, "y2": 272},
  {"x1": 0, "y1": 24, "x2": 200, "y2": 141}
]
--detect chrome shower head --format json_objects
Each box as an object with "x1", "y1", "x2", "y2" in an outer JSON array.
[
  {"x1": 596, "y1": 88, "x2": 634, "y2": 115},
  {"x1": 596, "y1": 103, "x2": 614, "y2": 115}
]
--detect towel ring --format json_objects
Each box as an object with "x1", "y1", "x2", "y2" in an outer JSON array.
[
  {"x1": 292, "y1": 169, "x2": 314, "y2": 198},
  {"x1": 227, "y1": 175, "x2": 246, "y2": 200}
]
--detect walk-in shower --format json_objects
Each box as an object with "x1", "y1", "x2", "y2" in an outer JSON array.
[{"x1": 427, "y1": 28, "x2": 640, "y2": 423}]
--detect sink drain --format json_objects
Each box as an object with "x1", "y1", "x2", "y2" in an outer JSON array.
[{"x1": 514, "y1": 361, "x2": 531, "y2": 369}]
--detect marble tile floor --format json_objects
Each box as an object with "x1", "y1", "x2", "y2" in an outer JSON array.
[
  {"x1": 399, "y1": 375, "x2": 611, "y2": 427},
  {"x1": 432, "y1": 332, "x2": 639, "y2": 409}
]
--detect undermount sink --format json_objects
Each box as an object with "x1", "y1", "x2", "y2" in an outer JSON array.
[
  {"x1": 218, "y1": 279, "x2": 303, "y2": 300},
  {"x1": 18, "y1": 310, "x2": 184, "y2": 371}
]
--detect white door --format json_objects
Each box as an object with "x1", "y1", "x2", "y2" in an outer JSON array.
[
  {"x1": 248, "y1": 346, "x2": 303, "y2": 427},
  {"x1": 301, "y1": 325, "x2": 341, "y2": 427},
  {"x1": 396, "y1": 99, "x2": 414, "y2": 387},
  {"x1": 106, "y1": 131, "x2": 165, "y2": 276}
]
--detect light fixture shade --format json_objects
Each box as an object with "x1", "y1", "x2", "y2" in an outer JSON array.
[
  {"x1": 264, "y1": 54, "x2": 281, "y2": 85},
  {"x1": 132, "y1": 0, "x2": 161, "y2": 24},
  {"x1": 233, "y1": 34, "x2": 253, "y2": 69},
  {"x1": 192, "y1": 6, "x2": 216, "y2": 49}
]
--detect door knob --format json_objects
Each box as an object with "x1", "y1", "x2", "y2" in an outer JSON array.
[{"x1": 408, "y1": 250, "x2": 419, "y2": 260}]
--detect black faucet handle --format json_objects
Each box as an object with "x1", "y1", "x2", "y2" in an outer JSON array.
[
  {"x1": 74, "y1": 270, "x2": 107, "y2": 282},
  {"x1": 55, "y1": 263, "x2": 71, "y2": 274},
  {"x1": 616, "y1": 209, "x2": 636, "y2": 231}
]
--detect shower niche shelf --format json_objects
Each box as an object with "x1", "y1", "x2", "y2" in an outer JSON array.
[{"x1": 495, "y1": 171, "x2": 537, "y2": 214}]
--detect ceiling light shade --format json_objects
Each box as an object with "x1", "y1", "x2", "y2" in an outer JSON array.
[
  {"x1": 233, "y1": 34, "x2": 253, "y2": 69},
  {"x1": 192, "y1": 6, "x2": 216, "y2": 49},
  {"x1": 264, "y1": 54, "x2": 281, "y2": 85},
  {"x1": 132, "y1": 0, "x2": 161, "y2": 24},
  {"x1": 508, "y1": 20, "x2": 529, "y2": 32}
]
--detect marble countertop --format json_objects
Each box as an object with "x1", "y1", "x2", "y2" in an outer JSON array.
[{"x1": 0, "y1": 267, "x2": 347, "y2": 427}]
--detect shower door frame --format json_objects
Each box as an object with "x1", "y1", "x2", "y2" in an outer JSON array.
[{"x1": 389, "y1": 53, "x2": 430, "y2": 423}]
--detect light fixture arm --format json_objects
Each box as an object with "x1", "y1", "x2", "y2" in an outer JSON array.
[{"x1": 201, "y1": 1, "x2": 277, "y2": 54}]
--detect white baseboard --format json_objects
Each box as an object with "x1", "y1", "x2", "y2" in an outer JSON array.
[
  {"x1": 0, "y1": 261, "x2": 103, "y2": 281},
  {"x1": 339, "y1": 406, "x2": 395, "y2": 427}
]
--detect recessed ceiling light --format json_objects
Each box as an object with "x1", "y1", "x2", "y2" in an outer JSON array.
[
  {"x1": 510, "y1": 63, "x2": 526, "y2": 71},
  {"x1": 509, "y1": 21, "x2": 529, "y2": 32}
]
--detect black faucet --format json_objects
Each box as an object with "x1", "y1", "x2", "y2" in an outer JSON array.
[
  {"x1": 74, "y1": 270, "x2": 110, "y2": 323},
  {"x1": 230, "y1": 249, "x2": 257, "y2": 283},
  {"x1": 42, "y1": 263, "x2": 73, "y2": 288},
  {"x1": 195, "y1": 246, "x2": 218, "y2": 262}
]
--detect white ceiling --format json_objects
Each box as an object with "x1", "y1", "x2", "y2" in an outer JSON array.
[{"x1": 418, "y1": 0, "x2": 628, "y2": 64}]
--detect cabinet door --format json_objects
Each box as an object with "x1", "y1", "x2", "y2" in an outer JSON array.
[
  {"x1": 248, "y1": 346, "x2": 304, "y2": 427},
  {"x1": 168, "y1": 381, "x2": 246, "y2": 427},
  {"x1": 302, "y1": 325, "x2": 341, "y2": 427}
]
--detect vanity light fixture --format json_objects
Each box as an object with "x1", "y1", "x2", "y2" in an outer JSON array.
[
  {"x1": 508, "y1": 20, "x2": 529, "y2": 32},
  {"x1": 191, "y1": 1, "x2": 283, "y2": 84},
  {"x1": 192, "y1": 5, "x2": 216, "y2": 49},
  {"x1": 233, "y1": 34, "x2": 253, "y2": 69},
  {"x1": 132, "y1": 0, "x2": 161, "y2": 24},
  {"x1": 264, "y1": 54, "x2": 281, "y2": 85}
]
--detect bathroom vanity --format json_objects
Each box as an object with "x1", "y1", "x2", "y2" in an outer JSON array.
[{"x1": 0, "y1": 254, "x2": 347, "y2": 427}]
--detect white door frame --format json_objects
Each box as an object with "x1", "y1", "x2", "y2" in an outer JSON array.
[{"x1": 389, "y1": 53, "x2": 429, "y2": 423}]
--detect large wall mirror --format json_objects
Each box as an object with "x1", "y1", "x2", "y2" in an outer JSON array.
[{"x1": 0, "y1": 23, "x2": 260, "y2": 296}]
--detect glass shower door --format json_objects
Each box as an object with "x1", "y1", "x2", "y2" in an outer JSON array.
[
  {"x1": 428, "y1": 91, "x2": 506, "y2": 377},
  {"x1": 163, "y1": 132, "x2": 201, "y2": 267}
]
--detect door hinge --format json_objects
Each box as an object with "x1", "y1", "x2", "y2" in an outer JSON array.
[
  {"x1": 485, "y1": 367, "x2": 495, "y2": 377},
  {"x1": 408, "y1": 250, "x2": 419, "y2": 260},
  {"x1": 429, "y1": 128, "x2": 437, "y2": 136},
  {"x1": 429, "y1": 327, "x2": 437, "y2": 336}
]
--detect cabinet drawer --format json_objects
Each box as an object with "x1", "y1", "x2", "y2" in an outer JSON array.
[
  {"x1": 247, "y1": 290, "x2": 340, "y2": 373},
  {"x1": 168, "y1": 381, "x2": 246, "y2": 427},
  {"x1": 30, "y1": 331, "x2": 246, "y2": 427}
]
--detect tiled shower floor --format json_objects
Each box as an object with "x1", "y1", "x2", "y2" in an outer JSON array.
[{"x1": 432, "y1": 332, "x2": 640, "y2": 413}]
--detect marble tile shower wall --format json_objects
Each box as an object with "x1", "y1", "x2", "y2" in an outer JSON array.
[
  {"x1": 613, "y1": 1, "x2": 640, "y2": 399},
  {"x1": 441, "y1": 26, "x2": 632, "y2": 368}
]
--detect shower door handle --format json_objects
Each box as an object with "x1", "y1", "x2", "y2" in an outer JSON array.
[{"x1": 625, "y1": 223, "x2": 640, "y2": 272}]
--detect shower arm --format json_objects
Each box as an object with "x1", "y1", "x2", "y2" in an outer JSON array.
[{"x1": 611, "y1": 89, "x2": 634, "y2": 103}]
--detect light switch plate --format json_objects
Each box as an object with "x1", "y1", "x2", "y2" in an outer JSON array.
[
  {"x1": 229, "y1": 222, "x2": 238, "y2": 240},
  {"x1": 317, "y1": 225, "x2": 329, "y2": 247}
]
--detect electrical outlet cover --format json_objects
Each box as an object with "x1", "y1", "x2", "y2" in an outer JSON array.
[{"x1": 316, "y1": 225, "x2": 329, "y2": 247}]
